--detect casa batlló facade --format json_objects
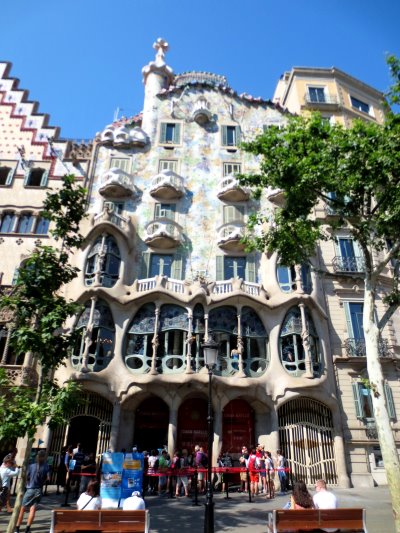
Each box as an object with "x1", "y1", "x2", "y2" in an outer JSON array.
[{"x1": 0, "y1": 41, "x2": 398, "y2": 489}]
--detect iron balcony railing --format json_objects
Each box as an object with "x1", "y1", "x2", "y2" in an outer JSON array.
[
  {"x1": 332, "y1": 255, "x2": 365, "y2": 273},
  {"x1": 304, "y1": 93, "x2": 339, "y2": 105},
  {"x1": 343, "y1": 338, "x2": 392, "y2": 358}
]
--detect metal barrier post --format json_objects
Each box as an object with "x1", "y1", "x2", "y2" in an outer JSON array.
[
  {"x1": 224, "y1": 469, "x2": 231, "y2": 500},
  {"x1": 192, "y1": 468, "x2": 199, "y2": 506},
  {"x1": 247, "y1": 468, "x2": 251, "y2": 503},
  {"x1": 61, "y1": 475, "x2": 71, "y2": 507}
]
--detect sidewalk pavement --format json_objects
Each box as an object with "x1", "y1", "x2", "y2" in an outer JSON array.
[{"x1": 0, "y1": 485, "x2": 395, "y2": 532}]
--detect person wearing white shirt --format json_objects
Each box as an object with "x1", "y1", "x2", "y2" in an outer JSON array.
[
  {"x1": 76, "y1": 480, "x2": 102, "y2": 510},
  {"x1": 122, "y1": 491, "x2": 145, "y2": 510},
  {"x1": 313, "y1": 479, "x2": 338, "y2": 533}
]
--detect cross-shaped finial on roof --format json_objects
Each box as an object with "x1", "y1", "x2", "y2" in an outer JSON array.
[{"x1": 153, "y1": 38, "x2": 169, "y2": 63}]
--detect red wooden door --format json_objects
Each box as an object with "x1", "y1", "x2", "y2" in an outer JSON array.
[
  {"x1": 222, "y1": 399, "x2": 254, "y2": 453},
  {"x1": 177, "y1": 398, "x2": 208, "y2": 452}
]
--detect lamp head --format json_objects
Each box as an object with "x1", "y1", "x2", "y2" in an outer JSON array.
[{"x1": 202, "y1": 334, "x2": 219, "y2": 368}]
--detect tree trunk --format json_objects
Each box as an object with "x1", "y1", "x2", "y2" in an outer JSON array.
[
  {"x1": 7, "y1": 437, "x2": 33, "y2": 533},
  {"x1": 364, "y1": 282, "x2": 400, "y2": 532}
]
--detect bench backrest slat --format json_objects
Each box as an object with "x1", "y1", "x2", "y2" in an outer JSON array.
[
  {"x1": 270, "y1": 508, "x2": 366, "y2": 533},
  {"x1": 52, "y1": 509, "x2": 149, "y2": 533}
]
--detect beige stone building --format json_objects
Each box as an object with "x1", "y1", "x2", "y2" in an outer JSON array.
[{"x1": 1, "y1": 46, "x2": 398, "y2": 489}]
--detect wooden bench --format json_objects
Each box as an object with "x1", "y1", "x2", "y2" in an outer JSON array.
[
  {"x1": 51, "y1": 509, "x2": 149, "y2": 533},
  {"x1": 267, "y1": 508, "x2": 367, "y2": 532}
]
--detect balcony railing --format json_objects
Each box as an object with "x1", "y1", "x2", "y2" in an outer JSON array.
[
  {"x1": 332, "y1": 256, "x2": 365, "y2": 273},
  {"x1": 98, "y1": 168, "x2": 138, "y2": 198},
  {"x1": 124, "y1": 352, "x2": 267, "y2": 377},
  {"x1": 149, "y1": 171, "x2": 185, "y2": 199},
  {"x1": 343, "y1": 338, "x2": 392, "y2": 358},
  {"x1": 304, "y1": 93, "x2": 339, "y2": 105},
  {"x1": 217, "y1": 176, "x2": 250, "y2": 202},
  {"x1": 144, "y1": 219, "x2": 184, "y2": 248},
  {"x1": 93, "y1": 209, "x2": 130, "y2": 231},
  {"x1": 212, "y1": 280, "x2": 261, "y2": 297},
  {"x1": 217, "y1": 223, "x2": 245, "y2": 250}
]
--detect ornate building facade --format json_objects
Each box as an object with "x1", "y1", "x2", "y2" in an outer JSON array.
[{"x1": 1, "y1": 43, "x2": 398, "y2": 489}]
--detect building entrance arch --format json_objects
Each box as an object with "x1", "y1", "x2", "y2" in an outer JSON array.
[
  {"x1": 177, "y1": 398, "x2": 208, "y2": 452},
  {"x1": 222, "y1": 399, "x2": 254, "y2": 453},
  {"x1": 278, "y1": 397, "x2": 338, "y2": 485},
  {"x1": 134, "y1": 397, "x2": 169, "y2": 452}
]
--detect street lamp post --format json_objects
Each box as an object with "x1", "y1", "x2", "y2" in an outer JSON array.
[{"x1": 202, "y1": 335, "x2": 219, "y2": 533}]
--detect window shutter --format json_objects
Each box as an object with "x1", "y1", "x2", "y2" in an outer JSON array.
[
  {"x1": 155, "y1": 204, "x2": 161, "y2": 218},
  {"x1": 221, "y1": 126, "x2": 228, "y2": 146},
  {"x1": 216, "y1": 256, "x2": 224, "y2": 281},
  {"x1": 343, "y1": 302, "x2": 354, "y2": 338},
  {"x1": 141, "y1": 252, "x2": 151, "y2": 278},
  {"x1": 235, "y1": 126, "x2": 241, "y2": 145},
  {"x1": 384, "y1": 383, "x2": 396, "y2": 419},
  {"x1": 245, "y1": 255, "x2": 256, "y2": 283},
  {"x1": 6, "y1": 167, "x2": 14, "y2": 185},
  {"x1": 173, "y1": 123, "x2": 181, "y2": 144},
  {"x1": 352, "y1": 382, "x2": 364, "y2": 419},
  {"x1": 40, "y1": 169, "x2": 49, "y2": 187},
  {"x1": 172, "y1": 254, "x2": 183, "y2": 280},
  {"x1": 23, "y1": 169, "x2": 30, "y2": 186},
  {"x1": 223, "y1": 205, "x2": 237, "y2": 223},
  {"x1": 160, "y1": 123, "x2": 167, "y2": 143}
]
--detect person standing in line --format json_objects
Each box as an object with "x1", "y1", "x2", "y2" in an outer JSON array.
[
  {"x1": 238, "y1": 446, "x2": 249, "y2": 493},
  {"x1": 147, "y1": 449, "x2": 159, "y2": 495},
  {"x1": 79, "y1": 451, "x2": 97, "y2": 495},
  {"x1": 76, "y1": 480, "x2": 102, "y2": 510},
  {"x1": 248, "y1": 449, "x2": 260, "y2": 496},
  {"x1": 265, "y1": 451, "x2": 275, "y2": 499},
  {"x1": 0, "y1": 454, "x2": 19, "y2": 512},
  {"x1": 14, "y1": 450, "x2": 50, "y2": 533},
  {"x1": 276, "y1": 449, "x2": 288, "y2": 494}
]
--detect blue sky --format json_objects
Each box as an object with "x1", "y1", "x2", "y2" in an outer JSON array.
[{"x1": 1, "y1": 0, "x2": 399, "y2": 139}]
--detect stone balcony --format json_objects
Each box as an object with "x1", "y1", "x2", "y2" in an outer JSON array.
[
  {"x1": 144, "y1": 219, "x2": 184, "y2": 249},
  {"x1": 217, "y1": 222, "x2": 246, "y2": 251},
  {"x1": 98, "y1": 168, "x2": 139, "y2": 198},
  {"x1": 149, "y1": 170, "x2": 185, "y2": 200},
  {"x1": 217, "y1": 176, "x2": 251, "y2": 202},
  {"x1": 0, "y1": 365, "x2": 37, "y2": 386},
  {"x1": 92, "y1": 207, "x2": 131, "y2": 232}
]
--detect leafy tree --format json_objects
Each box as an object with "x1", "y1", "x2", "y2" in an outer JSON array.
[
  {"x1": 240, "y1": 61, "x2": 400, "y2": 529},
  {"x1": 0, "y1": 175, "x2": 86, "y2": 533}
]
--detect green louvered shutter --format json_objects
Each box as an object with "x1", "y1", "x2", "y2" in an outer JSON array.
[
  {"x1": 40, "y1": 169, "x2": 49, "y2": 186},
  {"x1": 172, "y1": 254, "x2": 183, "y2": 280},
  {"x1": 173, "y1": 123, "x2": 181, "y2": 144},
  {"x1": 352, "y1": 382, "x2": 364, "y2": 419},
  {"x1": 141, "y1": 252, "x2": 151, "y2": 278},
  {"x1": 11, "y1": 268, "x2": 20, "y2": 286},
  {"x1": 344, "y1": 302, "x2": 354, "y2": 338},
  {"x1": 384, "y1": 383, "x2": 396, "y2": 419},
  {"x1": 223, "y1": 205, "x2": 235, "y2": 224},
  {"x1": 221, "y1": 126, "x2": 228, "y2": 146},
  {"x1": 160, "y1": 123, "x2": 167, "y2": 143},
  {"x1": 216, "y1": 256, "x2": 224, "y2": 281},
  {"x1": 235, "y1": 126, "x2": 241, "y2": 145},
  {"x1": 245, "y1": 255, "x2": 256, "y2": 283}
]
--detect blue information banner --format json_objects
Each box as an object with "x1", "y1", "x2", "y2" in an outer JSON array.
[{"x1": 100, "y1": 451, "x2": 143, "y2": 508}]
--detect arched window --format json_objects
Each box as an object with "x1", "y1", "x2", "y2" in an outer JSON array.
[
  {"x1": 0, "y1": 213, "x2": 16, "y2": 233},
  {"x1": 35, "y1": 216, "x2": 50, "y2": 235},
  {"x1": 85, "y1": 235, "x2": 121, "y2": 287},
  {"x1": 71, "y1": 300, "x2": 115, "y2": 372},
  {"x1": 158, "y1": 304, "x2": 189, "y2": 373},
  {"x1": 17, "y1": 213, "x2": 34, "y2": 233},
  {"x1": 277, "y1": 264, "x2": 312, "y2": 294},
  {"x1": 125, "y1": 303, "x2": 156, "y2": 372},
  {"x1": 280, "y1": 307, "x2": 320, "y2": 376},
  {"x1": 241, "y1": 306, "x2": 268, "y2": 373}
]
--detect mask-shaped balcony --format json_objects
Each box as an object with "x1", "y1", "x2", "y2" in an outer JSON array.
[
  {"x1": 149, "y1": 170, "x2": 185, "y2": 200},
  {"x1": 100, "y1": 125, "x2": 149, "y2": 148},
  {"x1": 192, "y1": 97, "x2": 212, "y2": 124},
  {"x1": 217, "y1": 175, "x2": 251, "y2": 202},
  {"x1": 266, "y1": 186, "x2": 285, "y2": 206},
  {"x1": 144, "y1": 219, "x2": 184, "y2": 249},
  {"x1": 217, "y1": 222, "x2": 246, "y2": 251},
  {"x1": 99, "y1": 168, "x2": 139, "y2": 198}
]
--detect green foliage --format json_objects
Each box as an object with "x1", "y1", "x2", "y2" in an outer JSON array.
[
  {"x1": 241, "y1": 112, "x2": 400, "y2": 270},
  {"x1": 0, "y1": 175, "x2": 86, "y2": 373},
  {"x1": 0, "y1": 369, "x2": 82, "y2": 440}
]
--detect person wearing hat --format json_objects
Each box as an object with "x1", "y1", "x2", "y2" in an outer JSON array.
[
  {"x1": 15, "y1": 450, "x2": 50, "y2": 533},
  {"x1": 122, "y1": 490, "x2": 145, "y2": 510}
]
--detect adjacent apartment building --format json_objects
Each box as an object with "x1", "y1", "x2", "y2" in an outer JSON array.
[{"x1": 1, "y1": 43, "x2": 398, "y2": 488}]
